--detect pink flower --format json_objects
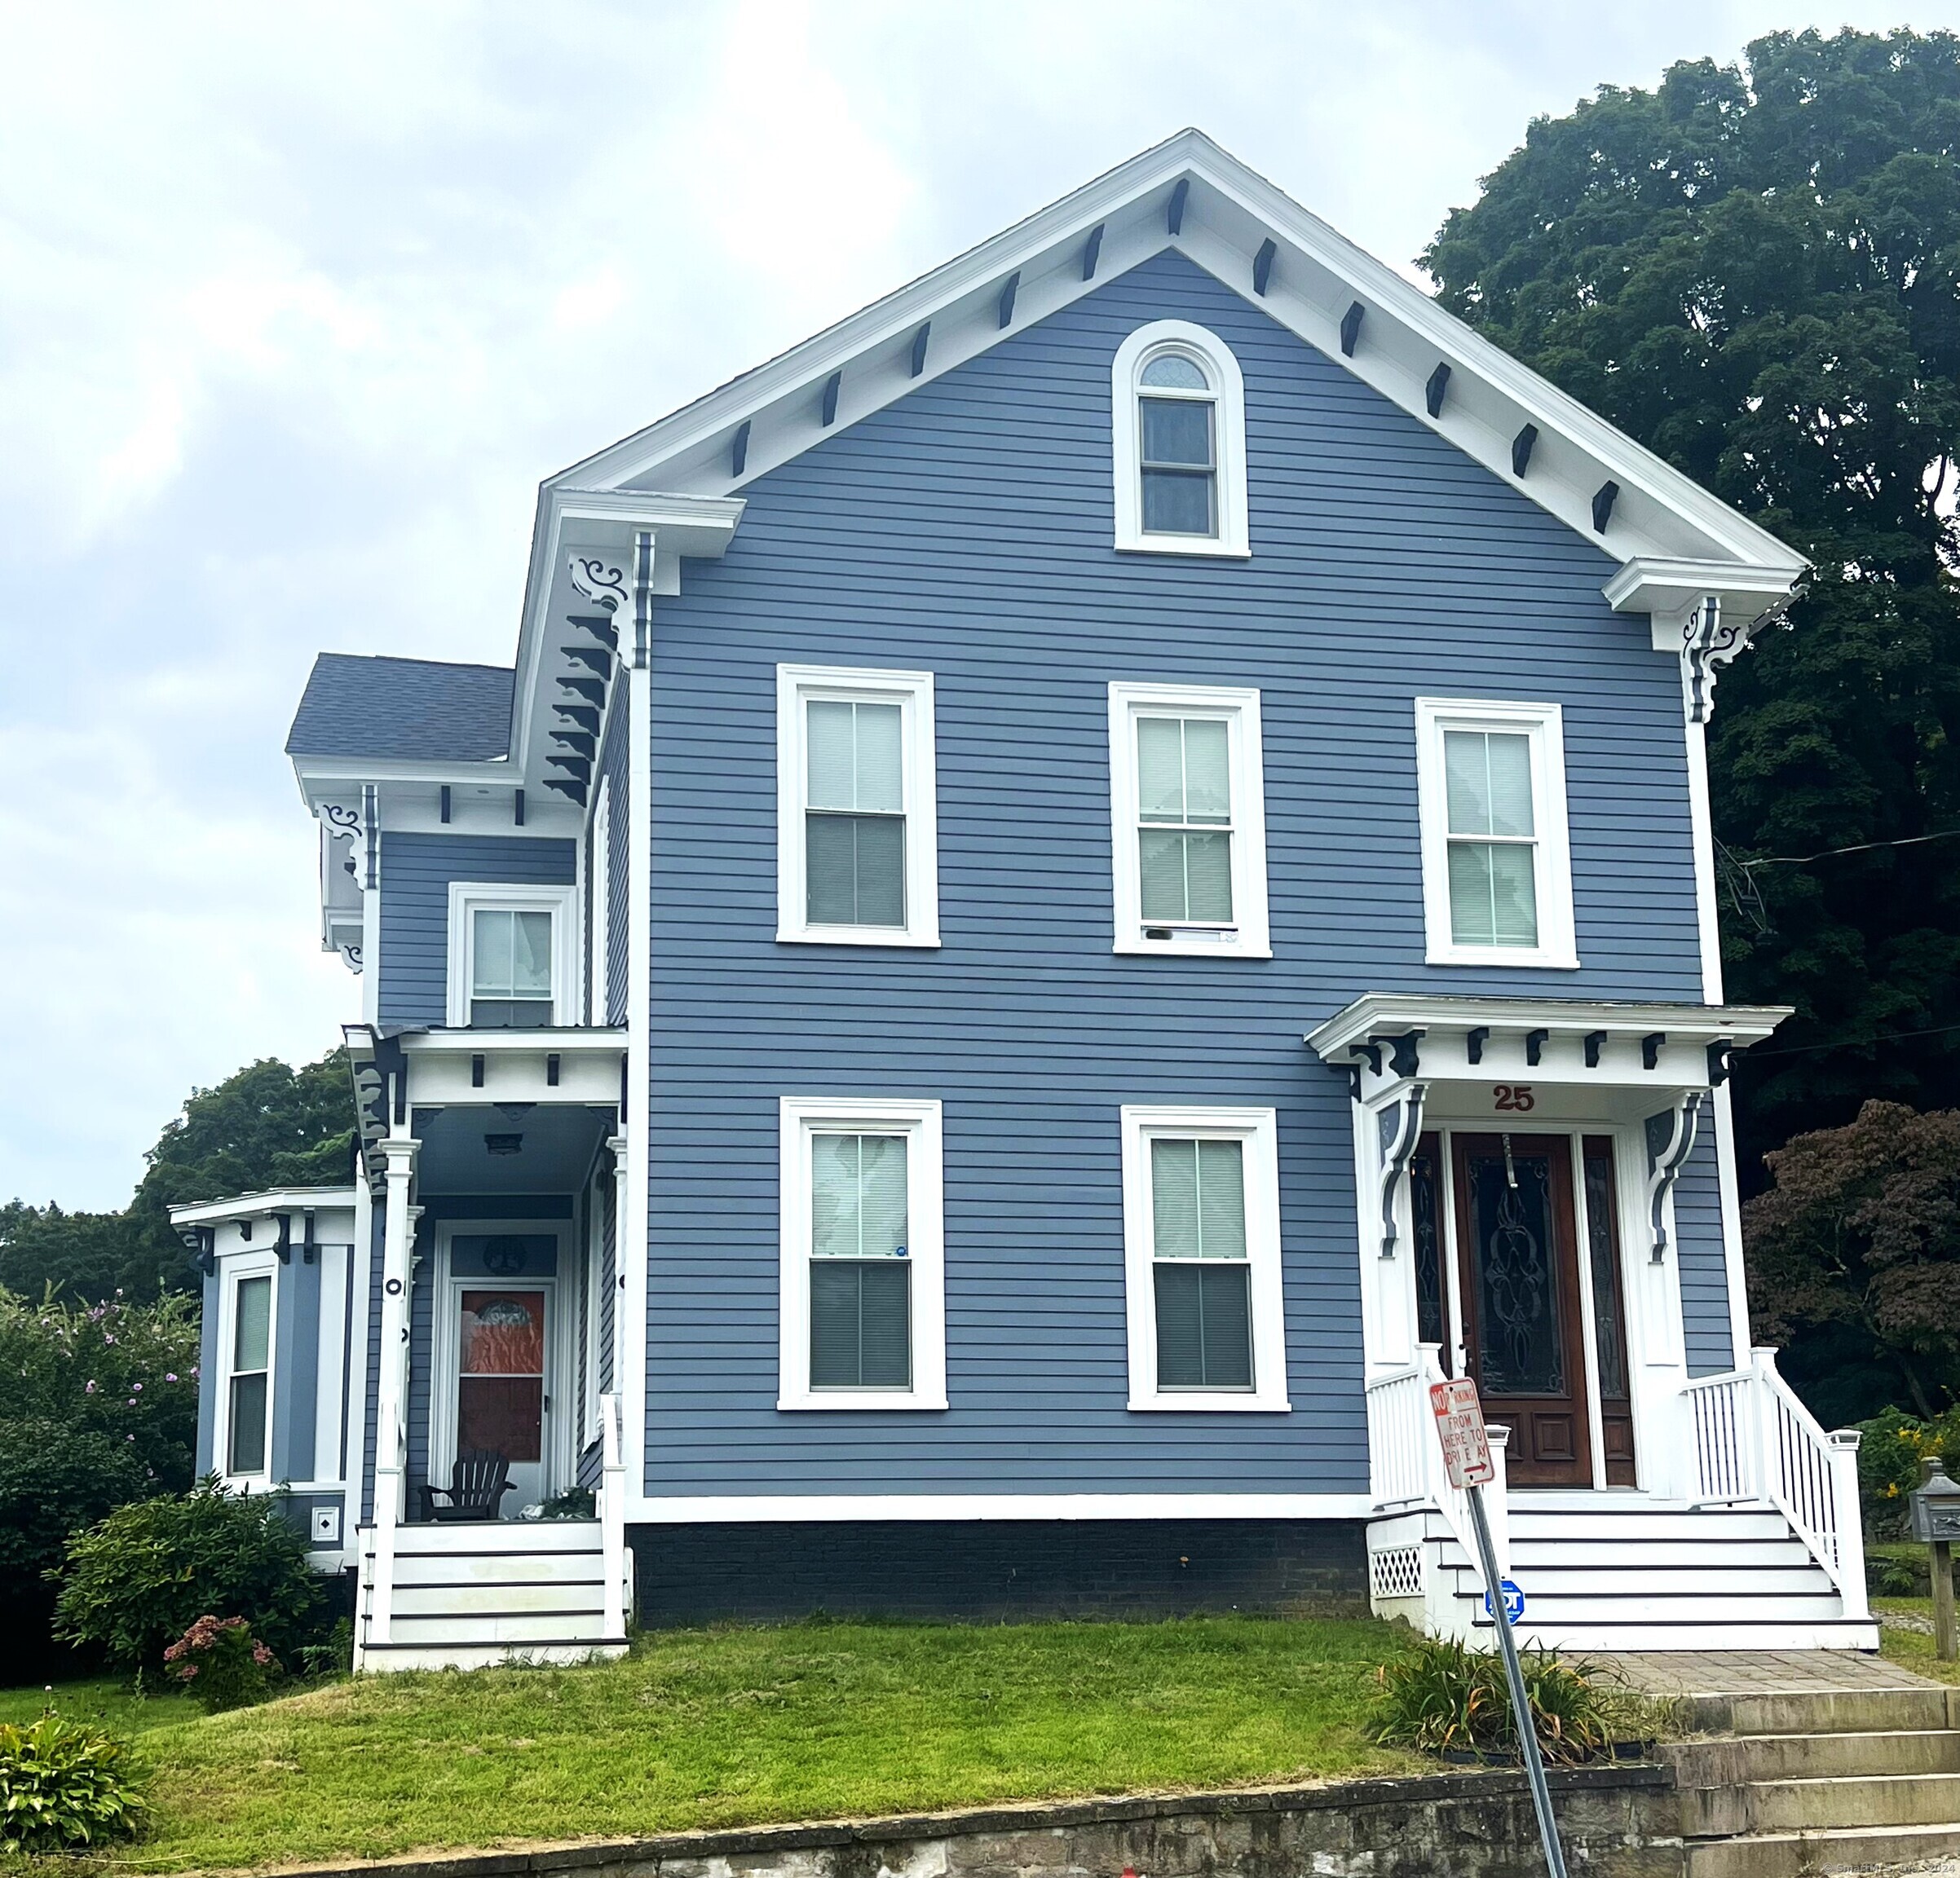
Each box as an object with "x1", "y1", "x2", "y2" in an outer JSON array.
[
  {"x1": 165, "y1": 1373, "x2": 178, "y2": 1382},
  {"x1": 131, "y1": 1382, "x2": 142, "y2": 1391},
  {"x1": 85, "y1": 1381, "x2": 95, "y2": 1394}
]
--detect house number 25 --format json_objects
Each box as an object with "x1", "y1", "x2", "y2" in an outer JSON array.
[{"x1": 1493, "y1": 1085, "x2": 1535, "y2": 1111}]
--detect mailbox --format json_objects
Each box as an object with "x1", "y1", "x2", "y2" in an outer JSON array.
[{"x1": 1910, "y1": 1457, "x2": 1960, "y2": 1542}]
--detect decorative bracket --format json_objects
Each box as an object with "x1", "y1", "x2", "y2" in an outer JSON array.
[
  {"x1": 569, "y1": 554, "x2": 629, "y2": 616},
  {"x1": 1644, "y1": 1091, "x2": 1704, "y2": 1261},
  {"x1": 1376, "y1": 1084, "x2": 1428, "y2": 1258},
  {"x1": 337, "y1": 941, "x2": 364, "y2": 975},
  {"x1": 317, "y1": 792, "x2": 373, "y2": 896},
  {"x1": 1681, "y1": 595, "x2": 1750, "y2": 725}
]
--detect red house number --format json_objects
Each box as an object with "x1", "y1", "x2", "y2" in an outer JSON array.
[{"x1": 1493, "y1": 1085, "x2": 1535, "y2": 1111}]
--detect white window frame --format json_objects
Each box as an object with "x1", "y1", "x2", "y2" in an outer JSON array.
[
  {"x1": 778, "y1": 1096, "x2": 947, "y2": 1411},
  {"x1": 1414, "y1": 697, "x2": 1578, "y2": 970},
  {"x1": 445, "y1": 881, "x2": 580, "y2": 1028},
  {"x1": 1111, "y1": 320, "x2": 1250, "y2": 558},
  {"x1": 1120, "y1": 1105, "x2": 1290, "y2": 1413},
  {"x1": 1108, "y1": 681, "x2": 1271, "y2": 958},
  {"x1": 776, "y1": 665, "x2": 940, "y2": 948},
  {"x1": 215, "y1": 1253, "x2": 279, "y2": 1486},
  {"x1": 589, "y1": 781, "x2": 611, "y2": 1025}
]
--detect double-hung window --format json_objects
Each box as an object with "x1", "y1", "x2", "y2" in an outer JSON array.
[
  {"x1": 1121, "y1": 1106, "x2": 1289, "y2": 1411},
  {"x1": 225, "y1": 1267, "x2": 275, "y2": 1477},
  {"x1": 446, "y1": 883, "x2": 580, "y2": 1027},
  {"x1": 777, "y1": 667, "x2": 939, "y2": 946},
  {"x1": 1111, "y1": 320, "x2": 1250, "y2": 556},
  {"x1": 1414, "y1": 699, "x2": 1578, "y2": 969},
  {"x1": 1108, "y1": 682, "x2": 1270, "y2": 956},
  {"x1": 779, "y1": 1097, "x2": 946, "y2": 1409}
]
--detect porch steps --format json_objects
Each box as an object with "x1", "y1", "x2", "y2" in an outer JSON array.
[
  {"x1": 1655, "y1": 1682, "x2": 1960, "y2": 1876},
  {"x1": 355, "y1": 1519, "x2": 630, "y2": 1673},
  {"x1": 1433, "y1": 1501, "x2": 1879, "y2": 1651}
]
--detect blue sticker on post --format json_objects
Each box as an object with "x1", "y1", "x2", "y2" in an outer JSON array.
[{"x1": 1484, "y1": 1580, "x2": 1526, "y2": 1625}]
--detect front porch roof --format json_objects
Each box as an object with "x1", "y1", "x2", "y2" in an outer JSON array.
[{"x1": 1305, "y1": 993, "x2": 1792, "y2": 1100}]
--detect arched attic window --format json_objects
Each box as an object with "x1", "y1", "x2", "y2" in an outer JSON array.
[{"x1": 1111, "y1": 320, "x2": 1249, "y2": 558}]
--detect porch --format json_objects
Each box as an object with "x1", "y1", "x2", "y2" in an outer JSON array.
[
  {"x1": 1310, "y1": 994, "x2": 1876, "y2": 1651},
  {"x1": 346, "y1": 1022, "x2": 634, "y2": 1671}
]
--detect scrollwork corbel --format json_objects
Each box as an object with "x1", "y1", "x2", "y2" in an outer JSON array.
[
  {"x1": 1376, "y1": 1083, "x2": 1428, "y2": 1258},
  {"x1": 1644, "y1": 1091, "x2": 1704, "y2": 1261}
]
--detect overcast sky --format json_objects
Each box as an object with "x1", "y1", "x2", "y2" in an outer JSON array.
[{"x1": 3, "y1": 0, "x2": 1954, "y2": 1210}]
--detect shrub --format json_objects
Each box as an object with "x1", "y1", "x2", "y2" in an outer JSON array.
[
  {"x1": 1372, "y1": 1635, "x2": 1629, "y2": 1765},
  {"x1": 53, "y1": 1479, "x2": 324, "y2": 1670},
  {"x1": 1859, "y1": 1405, "x2": 1960, "y2": 1537},
  {"x1": 0, "y1": 1713, "x2": 145, "y2": 1854},
  {"x1": 165, "y1": 1615, "x2": 280, "y2": 1711}
]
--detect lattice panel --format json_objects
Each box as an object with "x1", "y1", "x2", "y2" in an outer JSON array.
[{"x1": 1369, "y1": 1543, "x2": 1426, "y2": 1600}]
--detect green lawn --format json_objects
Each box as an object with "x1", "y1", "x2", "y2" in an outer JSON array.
[
  {"x1": 12, "y1": 1617, "x2": 1418, "y2": 1874},
  {"x1": 1878, "y1": 1596, "x2": 1960, "y2": 1683}
]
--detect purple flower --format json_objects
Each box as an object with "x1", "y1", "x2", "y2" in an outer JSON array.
[
  {"x1": 85, "y1": 1381, "x2": 96, "y2": 1395},
  {"x1": 103, "y1": 1334, "x2": 116, "y2": 1345},
  {"x1": 131, "y1": 1382, "x2": 142, "y2": 1391},
  {"x1": 165, "y1": 1373, "x2": 178, "y2": 1382}
]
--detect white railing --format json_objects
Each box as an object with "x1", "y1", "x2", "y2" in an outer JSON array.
[
  {"x1": 1684, "y1": 1347, "x2": 1868, "y2": 1616},
  {"x1": 1366, "y1": 1344, "x2": 1509, "y2": 1582},
  {"x1": 597, "y1": 1391, "x2": 630, "y2": 1640}
]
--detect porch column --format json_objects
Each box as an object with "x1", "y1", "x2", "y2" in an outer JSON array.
[{"x1": 368, "y1": 1135, "x2": 418, "y2": 1647}]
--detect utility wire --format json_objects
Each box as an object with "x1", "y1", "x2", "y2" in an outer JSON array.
[
  {"x1": 1735, "y1": 827, "x2": 1960, "y2": 867},
  {"x1": 1747, "y1": 1017, "x2": 1960, "y2": 1060}
]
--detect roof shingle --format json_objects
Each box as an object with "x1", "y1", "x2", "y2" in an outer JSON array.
[{"x1": 286, "y1": 655, "x2": 514, "y2": 762}]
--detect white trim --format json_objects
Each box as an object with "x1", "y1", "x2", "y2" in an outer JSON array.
[
  {"x1": 775, "y1": 665, "x2": 941, "y2": 948},
  {"x1": 621, "y1": 647, "x2": 652, "y2": 1543},
  {"x1": 589, "y1": 779, "x2": 612, "y2": 1025},
  {"x1": 1107, "y1": 681, "x2": 1270, "y2": 958},
  {"x1": 170, "y1": 1186, "x2": 357, "y2": 1227},
  {"x1": 1413, "y1": 697, "x2": 1578, "y2": 971},
  {"x1": 1110, "y1": 320, "x2": 1250, "y2": 557},
  {"x1": 214, "y1": 1254, "x2": 279, "y2": 1488},
  {"x1": 778, "y1": 1096, "x2": 947, "y2": 1412},
  {"x1": 444, "y1": 881, "x2": 580, "y2": 1028},
  {"x1": 1119, "y1": 1104, "x2": 1290, "y2": 1413},
  {"x1": 628, "y1": 1491, "x2": 1373, "y2": 1523}
]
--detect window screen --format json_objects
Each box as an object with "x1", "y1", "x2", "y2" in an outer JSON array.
[
  {"x1": 1137, "y1": 715, "x2": 1234, "y2": 924},
  {"x1": 1443, "y1": 730, "x2": 1538, "y2": 948},
  {"x1": 470, "y1": 907, "x2": 555, "y2": 1027},
  {"x1": 806, "y1": 700, "x2": 906, "y2": 928},
  {"x1": 228, "y1": 1273, "x2": 271, "y2": 1474},
  {"x1": 1149, "y1": 1137, "x2": 1252, "y2": 1390},
  {"x1": 809, "y1": 1132, "x2": 911, "y2": 1387}
]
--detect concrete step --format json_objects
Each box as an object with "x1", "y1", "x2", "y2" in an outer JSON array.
[
  {"x1": 1663, "y1": 1730, "x2": 1960, "y2": 1787},
  {"x1": 1686, "y1": 1820, "x2": 1960, "y2": 1878},
  {"x1": 391, "y1": 1580, "x2": 606, "y2": 1618},
  {"x1": 391, "y1": 1550, "x2": 604, "y2": 1586},
  {"x1": 388, "y1": 1519, "x2": 603, "y2": 1554},
  {"x1": 355, "y1": 1638, "x2": 629, "y2": 1673},
  {"x1": 386, "y1": 1610, "x2": 609, "y2": 1645},
  {"x1": 1746, "y1": 1771, "x2": 1960, "y2": 1833},
  {"x1": 1671, "y1": 1686, "x2": 1957, "y2": 1738}
]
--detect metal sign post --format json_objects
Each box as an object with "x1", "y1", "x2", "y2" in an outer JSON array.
[{"x1": 1431, "y1": 1379, "x2": 1569, "y2": 1878}]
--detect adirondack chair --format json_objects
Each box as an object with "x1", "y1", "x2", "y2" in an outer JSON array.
[{"x1": 417, "y1": 1449, "x2": 514, "y2": 1523}]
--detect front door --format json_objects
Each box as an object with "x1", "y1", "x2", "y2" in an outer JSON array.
[
  {"x1": 456, "y1": 1287, "x2": 550, "y2": 1513},
  {"x1": 1451, "y1": 1133, "x2": 1592, "y2": 1486}
]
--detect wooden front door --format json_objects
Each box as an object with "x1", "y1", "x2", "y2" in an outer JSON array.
[{"x1": 1452, "y1": 1134, "x2": 1592, "y2": 1486}]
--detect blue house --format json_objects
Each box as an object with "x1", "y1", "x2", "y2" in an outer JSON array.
[{"x1": 179, "y1": 132, "x2": 1874, "y2": 1669}]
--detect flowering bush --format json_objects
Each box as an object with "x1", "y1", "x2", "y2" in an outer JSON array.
[
  {"x1": 0, "y1": 1711, "x2": 145, "y2": 1853},
  {"x1": 1860, "y1": 1405, "x2": 1960, "y2": 1536},
  {"x1": 54, "y1": 1479, "x2": 324, "y2": 1670},
  {"x1": 165, "y1": 1615, "x2": 280, "y2": 1711}
]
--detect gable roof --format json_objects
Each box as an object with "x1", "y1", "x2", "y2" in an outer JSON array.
[{"x1": 287, "y1": 654, "x2": 514, "y2": 763}]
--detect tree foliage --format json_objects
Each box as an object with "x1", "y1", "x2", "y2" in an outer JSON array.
[
  {"x1": 1424, "y1": 27, "x2": 1960, "y2": 1174},
  {"x1": 1743, "y1": 1100, "x2": 1960, "y2": 1416},
  {"x1": 0, "y1": 1051, "x2": 355, "y2": 1300}
]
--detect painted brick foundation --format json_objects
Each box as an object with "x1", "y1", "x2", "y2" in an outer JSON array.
[{"x1": 629, "y1": 1519, "x2": 1368, "y2": 1625}]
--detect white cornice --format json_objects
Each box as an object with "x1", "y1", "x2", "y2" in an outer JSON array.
[
  {"x1": 543, "y1": 129, "x2": 1807, "y2": 593},
  {"x1": 169, "y1": 1187, "x2": 359, "y2": 1227},
  {"x1": 1304, "y1": 994, "x2": 1791, "y2": 1064}
]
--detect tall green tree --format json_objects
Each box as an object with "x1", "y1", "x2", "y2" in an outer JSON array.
[
  {"x1": 1424, "y1": 27, "x2": 1960, "y2": 1179},
  {"x1": 0, "y1": 1052, "x2": 355, "y2": 1301}
]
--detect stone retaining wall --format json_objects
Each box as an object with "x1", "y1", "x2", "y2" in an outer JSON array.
[{"x1": 287, "y1": 1766, "x2": 1680, "y2": 1878}]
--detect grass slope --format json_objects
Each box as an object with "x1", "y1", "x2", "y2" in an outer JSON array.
[{"x1": 17, "y1": 1618, "x2": 1413, "y2": 1874}]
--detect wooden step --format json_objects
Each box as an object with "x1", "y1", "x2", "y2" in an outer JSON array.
[
  {"x1": 389, "y1": 1519, "x2": 603, "y2": 1554},
  {"x1": 390, "y1": 1580, "x2": 606, "y2": 1618}
]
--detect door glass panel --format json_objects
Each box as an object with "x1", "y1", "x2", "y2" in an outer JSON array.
[
  {"x1": 1409, "y1": 1139, "x2": 1446, "y2": 1349},
  {"x1": 1464, "y1": 1148, "x2": 1565, "y2": 1395},
  {"x1": 457, "y1": 1289, "x2": 545, "y2": 1462}
]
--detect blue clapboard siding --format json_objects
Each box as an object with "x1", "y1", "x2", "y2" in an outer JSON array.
[
  {"x1": 602, "y1": 698, "x2": 630, "y2": 1027},
  {"x1": 1673, "y1": 1126, "x2": 1736, "y2": 1376},
  {"x1": 377, "y1": 833, "x2": 576, "y2": 1026},
  {"x1": 632, "y1": 248, "x2": 1723, "y2": 1499}
]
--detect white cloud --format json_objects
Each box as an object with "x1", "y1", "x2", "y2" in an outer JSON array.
[{"x1": 2, "y1": 0, "x2": 1955, "y2": 1204}]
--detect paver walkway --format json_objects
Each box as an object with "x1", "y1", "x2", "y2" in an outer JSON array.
[{"x1": 1597, "y1": 1649, "x2": 1940, "y2": 1697}]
